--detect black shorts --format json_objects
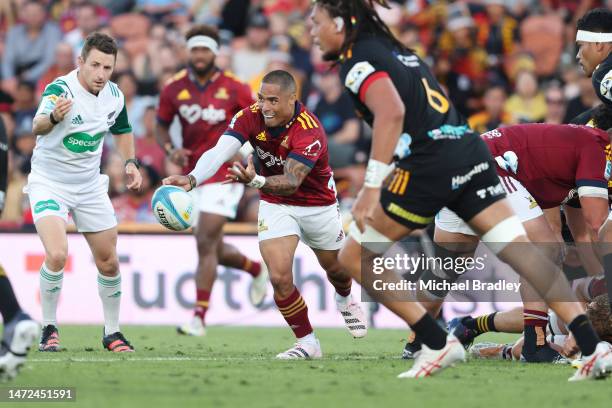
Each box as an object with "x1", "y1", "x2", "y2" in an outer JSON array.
[{"x1": 381, "y1": 138, "x2": 506, "y2": 229}]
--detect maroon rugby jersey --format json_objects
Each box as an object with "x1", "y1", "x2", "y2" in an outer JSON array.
[
  {"x1": 157, "y1": 68, "x2": 254, "y2": 184},
  {"x1": 224, "y1": 101, "x2": 337, "y2": 206},
  {"x1": 481, "y1": 124, "x2": 610, "y2": 208}
]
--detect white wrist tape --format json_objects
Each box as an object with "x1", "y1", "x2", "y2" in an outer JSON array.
[
  {"x1": 247, "y1": 174, "x2": 266, "y2": 189},
  {"x1": 576, "y1": 30, "x2": 612, "y2": 43},
  {"x1": 364, "y1": 159, "x2": 393, "y2": 188}
]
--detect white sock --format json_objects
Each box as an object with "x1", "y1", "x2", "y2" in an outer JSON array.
[
  {"x1": 298, "y1": 332, "x2": 317, "y2": 344},
  {"x1": 97, "y1": 272, "x2": 121, "y2": 336},
  {"x1": 335, "y1": 292, "x2": 351, "y2": 306},
  {"x1": 40, "y1": 263, "x2": 63, "y2": 327}
]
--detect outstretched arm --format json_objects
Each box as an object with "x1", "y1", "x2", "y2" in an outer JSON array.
[{"x1": 227, "y1": 156, "x2": 312, "y2": 196}]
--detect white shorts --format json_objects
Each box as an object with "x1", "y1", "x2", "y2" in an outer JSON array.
[
  {"x1": 190, "y1": 182, "x2": 244, "y2": 220},
  {"x1": 24, "y1": 172, "x2": 117, "y2": 233},
  {"x1": 547, "y1": 311, "x2": 567, "y2": 347},
  {"x1": 436, "y1": 175, "x2": 543, "y2": 236},
  {"x1": 258, "y1": 200, "x2": 345, "y2": 250}
]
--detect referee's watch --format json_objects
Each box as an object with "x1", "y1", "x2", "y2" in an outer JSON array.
[{"x1": 125, "y1": 158, "x2": 141, "y2": 169}]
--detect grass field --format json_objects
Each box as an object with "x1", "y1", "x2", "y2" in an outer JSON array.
[{"x1": 6, "y1": 326, "x2": 612, "y2": 408}]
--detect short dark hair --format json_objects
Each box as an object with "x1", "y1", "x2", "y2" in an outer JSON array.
[
  {"x1": 591, "y1": 104, "x2": 612, "y2": 131},
  {"x1": 262, "y1": 70, "x2": 296, "y2": 94},
  {"x1": 185, "y1": 24, "x2": 220, "y2": 44},
  {"x1": 577, "y1": 8, "x2": 612, "y2": 33},
  {"x1": 81, "y1": 32, "x2": 118, "y2": 60}
]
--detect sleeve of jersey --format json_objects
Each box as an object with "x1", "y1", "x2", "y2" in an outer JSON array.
[
  {"x1": 35, "y1": 83, "x2": 64, "y2": 116},
  {"x1": 223, "y1": 109, "x2": 250, "y2": 144},
  {"x1": 156, "y1": 86, "x2": 176, "y2": 125},
  {"x1": 595, "y1": 66, "x2": 612, "y2": 103},
  {"x1": 110, "y1": 96, "x2": 132, "y2": 135},
  {"x1": 343, "y1": 52, "x2": 389, "y2": 103},
  {"x1": 288, "y1": 127, "x2": 324, "y2": 168},
  {"x1": 576, "y1": 144, "x2": 609, "y2": 199}
]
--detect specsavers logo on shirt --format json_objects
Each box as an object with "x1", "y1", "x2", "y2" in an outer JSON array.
[{"x1": 62, "y1": 131, "x2": 105, "y2": 153}]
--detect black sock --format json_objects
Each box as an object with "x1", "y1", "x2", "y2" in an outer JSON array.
[
  {"x1": 0, "y1": 271, "x2": 21, "y2": 323},
  {"x1": 411, "y1": 313, "x2": 447, "y2": 350},
  {"x1": 602, "y1": 254, "x2": 612, "y2": 310},
  {"x1": 568, "y1": 314, "x2": 599, "y2": 356},
  {"x1": 463, "y1": 313, "x2": 497, "y2": 335}
]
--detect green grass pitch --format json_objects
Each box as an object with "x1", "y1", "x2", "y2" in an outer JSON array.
[{"x1": 6, "y1": 326, "x2": 612, "y2": 408}]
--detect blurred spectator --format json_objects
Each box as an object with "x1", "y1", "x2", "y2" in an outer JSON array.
[
  {"x1": 564, "y1": 75, "x2": 600, "y2": 123},
  {"x1": 12, "y1": 126, "x2": 36, "y2": 177},
  {"x1": 111, "y1": 164, "x2": 160, "y2": 223},
  {"x1": 231, "y1": 13, "x2": 271, "y2": 82},
  {"x1": 0, "y1": 149, "x2": 28, "y2": 223},
  {"x1": 249, "y1": 49, "x2": 304, "y2": 98},
  {"x1": 12, "y1": 81, "x2": 37, "y2": 140},
  {"x1": 543, "y1": 83, "x2": 567, "y2": 124},
  {"x1": 137, "y1": 0, "x2": 189, "y2": 26},
  {"x1": 36, "y1": 42, "x2": 76, "y2": 97},
  {"x1": 114, "y1": 71, "x2": 156, "y2": 137},
  {"x1": 135, "y1": 106, "x2": 166, "y2": 176},
  {"x1": 64, "y1": 1, "x2": 100, "y2": 57},
  {"x1": 468, "y1": 84, "x2": 511, "y2": 133},
  {"x1": 52, "y1": 0, "x2": 110, "y2": 33},
  {"x1": 114, "y1": 48, "x2": 132, "y2": 74},
  {"x1": 1, "y1": 1, "x2": 62, "y2": 95},
  {"x1": 133, "y1": 43, "x2": 180, "y2": 93},
  {"x1": 504, "y1": 70, "x2": 546, "y2": 123},
  {"x1": 104, "y1": 152, "x2": 127, "y2": 198}
]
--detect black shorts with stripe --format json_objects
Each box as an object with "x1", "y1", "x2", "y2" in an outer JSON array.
[{"x1": 380, "y1": 137, "x2": 506, "y2": 230}]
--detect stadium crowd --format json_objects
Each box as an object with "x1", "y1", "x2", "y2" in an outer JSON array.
[{"x1": 0, "y1": 0, "x2": 610, "y2": 226}]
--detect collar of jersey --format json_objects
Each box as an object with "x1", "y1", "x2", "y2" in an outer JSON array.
[
  {"x1": 266, "y1": 101, "x2": 302, "y2": 138},
  {"x1": 187, "y1": 68, "x2": 221, "y2": 92}
]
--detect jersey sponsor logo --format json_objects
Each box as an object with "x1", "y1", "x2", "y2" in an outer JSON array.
[
  {"x1": 302, "y1": 139, "x2": 321, "y2": 157},
  {"x1": 606, "y1": 161, "x2": 612, "y2": 180},
  {"x1": 345, "y1": 61, "x2": 376, "y2": 95},
  {"x1": 34, "y1": 199, "x2": 60, "y2": 214},
  {"x1": 494, "y1": 151, "x2": 519, "y2": 174},
  {"x1": 600, "y1": 69, "x2": 612, "y2": 101},
  {"x1": 47, "y1": 94, "x2": 59, "y2": 103},
  {"x1": 386, "y1": 202, "x2": 433, "y2": 225},
  {"x1": 481, "y1": 129, "x2": 503, "y2": 139},
  {"x1": 250, "y1": 103, "x2": 259, "y2": 113},
  {"x1": 475, "y1": 183, "x2": 505, "y2": 199},
  {"x1": 394, "y1": 133, "x2": 412, "y2": 160},
  {"x1": 256, "y1": 131, "x2": 267, "y2": 141},
  {"x1": 178, "y1": 104, "x2": 227, "y2": 125},
  {"x1": 256, "y1": 146, "x2": 285, "y2": 168},
  {"x1": 177, "y1": 89, "x2": 191, "y2": 101},
  {"x1": 214, "y1": 87, "x2": 229, "y2": 100},
  {"x1": 71, "y1": 114, "x2": 84, "y2": 125},
  {"x1": 427, "y1": 125, "x2": 470, "y2": 140},
  {"x1": 281, "y1": 135, "x2": 289, "y2": 148},
  {"x1": 62, "y1": 131, "x2": 105, "y2": 153},
  {"x1": 395, "y1": 53, "x2": 420, "y2": 68},
  {"x1": 257, "y1": 219, "x2": 268, "y2": 232},
  {"x1": 297, "y1": 112, "x2": 319, "y2": 130},
  {"x1": 451, "y1": 162, "x2": 489, "y2": 190}
]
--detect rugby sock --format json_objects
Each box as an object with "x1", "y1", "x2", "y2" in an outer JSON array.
[
  {"x1": 39, "y1": 263, "x2": 63, "y2": 327},
  {"x1": 463, "y1": 313, "x2": 498, "y2": 335},
  {"x1": 602, "y1": 254, "x2": 612, "y2": 310},
  {"x1": 0, "y1": 265, "x2": 20, "y2": 323},
  {"x1": 275, "y1": 287, "x2": 313, "y2": 339},
  {"x1": 523, "y1": 309, "x2": 548, "y2": 355},
  {"x1": 239, "y1": 256, "x2": 261, "y2": 278},
  {"x1": 97, "y1": 273, "x2": 121, "y2": 336},
  {"x1": 194, "y1": 289, "x2": 211, "y2": 324},
  {"x1": 327, "y1": 273, "x2": 352, "y2": 298},
  {"x1": 411, "y1": 313, "x2": 447, "y2": 350},
  {"x1": 568, "y1": 314, "x2": 599, "y2": 356}
]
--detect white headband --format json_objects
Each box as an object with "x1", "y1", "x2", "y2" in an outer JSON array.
[
  {"x1": 576, "y1": 30, "x2": 612, "y2": 43},
  {"x1": 187, "y1": 35, "x2": 219, "y2": 54}
]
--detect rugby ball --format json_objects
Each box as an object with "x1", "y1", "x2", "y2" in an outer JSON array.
[{"x1": 151, "y1": 185, "x2": 194, "y2": 231}]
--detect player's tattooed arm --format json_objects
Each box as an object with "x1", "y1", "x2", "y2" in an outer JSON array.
[{"x1": 261, "y1": 158, "x2": 312, "y2": 195}]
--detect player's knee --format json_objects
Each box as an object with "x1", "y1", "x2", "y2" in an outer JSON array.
[
  {"x1": 96, "y1": 255, "x2": 119, "y2": 277},
  {"x1": 196, "y1": 233, "x2": 219, "y2": 256},
  {"x1": 45, "y1": 248, "x2": 68, "y2": 270},
  {"x1": 269, "y1": 271, "x2": 293, "y2": 295}
]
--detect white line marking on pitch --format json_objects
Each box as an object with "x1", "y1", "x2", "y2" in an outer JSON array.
[{"x1": 29, "y1": 355, "x2": 387, "y2": 363}]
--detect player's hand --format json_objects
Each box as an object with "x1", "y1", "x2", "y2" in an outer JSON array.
[
  {"x1": 52, "y1": 97, "x2": 73, "y2": 121},
  {"x1": 168, "y1": 148, "x2": 192, "y2": 167},
  {"x1": 163, "y1": 175, "x2": 191, "y2": 191},
  {"x1": 125, "y1": 163, "x2": 142, "y2": 191},
  {"x1": 351, "y1": 186, "x2": 381, "y2": 233},
  {"x1": 562, "y1": 334, "x2": 579, "y2": 358},
  {"x1": 225, "y1": 155, "x2": 256, "y2": 185}
]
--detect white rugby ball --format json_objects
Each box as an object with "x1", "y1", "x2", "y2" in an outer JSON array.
[{"x1": 151, "y1": 185, "x2": 194, "y2": 231}]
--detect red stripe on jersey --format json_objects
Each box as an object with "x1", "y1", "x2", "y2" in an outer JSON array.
[{"x1": 359, "y1": 71, "x2": 390, "y2": 103}]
